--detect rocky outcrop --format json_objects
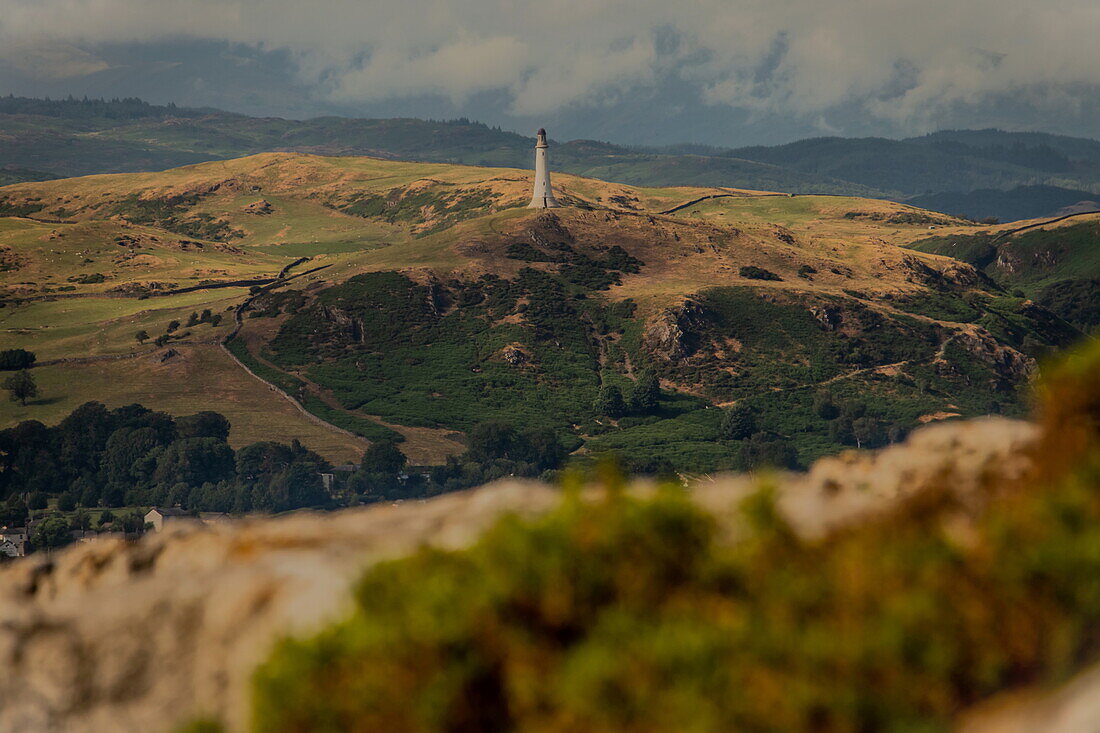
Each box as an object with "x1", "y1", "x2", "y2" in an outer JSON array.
[
  {"x1": 242, "y1": 199, "x2": 274, "y2": 216},
  {"x1": 951, "y1": 327, "x2": 1036, "y2": 381},
  {"x1": 809, "y1": 304, "x2": 842, "y2": 331},
  {"x1": 0, "y1": 417, "x2": 1039, "y2": 732},
  {"x1": 642, "y1": 301, "x2": 703, "y2": 363},
  {"x1": 900, "y1": 254, "x2": 985, "y2": 289},
  {"x1": 317, "y1": 304, "x2": 366, "y2": 343}
]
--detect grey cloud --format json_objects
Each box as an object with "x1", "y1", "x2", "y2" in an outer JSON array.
[{"x1": 2, "y1": 0, "x2": 1100, "y2": 139}]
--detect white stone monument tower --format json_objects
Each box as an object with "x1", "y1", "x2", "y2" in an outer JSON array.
[{"x1": 527, "y1": 128, "x2": 561, "y2": 208}]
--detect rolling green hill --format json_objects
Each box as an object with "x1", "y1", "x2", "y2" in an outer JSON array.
[
  {"x1": 909, "y1": 214, "x2": 1100, "y2": 331},
  {"x1": 0, "y1": 152, "x2": 1080, "y2": 475}
]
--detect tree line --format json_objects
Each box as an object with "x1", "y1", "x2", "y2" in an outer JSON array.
[{"x1": 0, "y1": 402, "x2": 331, "y2": 517}]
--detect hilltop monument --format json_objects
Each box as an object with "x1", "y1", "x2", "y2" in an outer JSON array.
[{"x1": 528, "y1": 128, "x2": 561, "y2": 208}]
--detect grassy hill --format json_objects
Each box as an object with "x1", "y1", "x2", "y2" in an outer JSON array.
[
  {"x1": 0, "y1": 153, "x2": 1081, "y2": 471},
  {"x1": 10, "y1": 96, "x2": 1100, "y2": 222},
  {"x1": 909, "y1": 214, "x2": 1100, "y2": 331}
]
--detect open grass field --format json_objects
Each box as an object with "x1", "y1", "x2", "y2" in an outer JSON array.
[
  {"x1": 0, "y1": 290, "x2": 243, "y2": 360},
  {"x1": 0, "y1": 343, "x2": 367, "y2": 462}
]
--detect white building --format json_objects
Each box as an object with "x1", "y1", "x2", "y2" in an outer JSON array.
[
  {"x1": 144, "y1": 507, "x2": 197, "y2": 532},
  {"x1": 528, "y1": 128, "x2": 561, "y2": 209}
]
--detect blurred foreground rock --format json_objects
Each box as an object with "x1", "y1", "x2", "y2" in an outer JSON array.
[{"x1": 0, "y1": 417, "x2": 1042, "y2": 731}]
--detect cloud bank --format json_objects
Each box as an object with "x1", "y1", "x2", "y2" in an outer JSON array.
[{"x1": 3, "y1": 0, "x2": 1100, "y2": 136}]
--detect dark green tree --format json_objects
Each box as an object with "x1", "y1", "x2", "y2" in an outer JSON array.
[
  {"x1": 135, "y1": 330, "x2": 149, "y2": 344},
  {"x1": 56, "y1": 491, "x2": 77, "y2": 512},
  {"x1": 813, "y1": 391, "x2": 840, "y2": 420},
  {"x1": 852, "y1": 417, "x2": 888, "y2": 450},
  {"x1": 0, "y1": 348, "x2": 36, "y2": 371},
  {"x1": 70, "y1": 508, "x2": 91, "y2": 531},
  {"x1": 27, "y1": 491, "x2": 47, "y2": 511},
  {"x1": 32, "y1": 515, "x2": 72, "y2": 549},
  {"x1": 177, "y1": 411, "x2": 231, "y2": 441},
  {"x1": 629, "y1": 371, "x2": 661, "y2": 414},
  {"x1": 514, "y1": 428, "x2": 566, "y2": 472},
  {"x1": 153, "y1": 438, "x2": 235, "y2": 488},
  {"x1": 594, "y1": 385, "x2": 627, "y2": 418},
  {"x1": 3, "y1": 370, "x2": 38, "y2": 406},
  {"x1": 741, "y1": 433, "x2": 800, "y2": 470},
  {"x1": 466, "y1": 423, "x2": 521, "y2": 463},
  {"x1": 829, "y1": 416, "x2": 855, "y2": 446},
  {"x1": 104, "y1": 426, "x2": 163, "y2": 484},
  {"x1": 720, "y1": 404, "x2": 756, "y2": 440},
  {"x1": 361, "y1": 441, "x2": 407, "y2": 474},
  {"x1": 1, "y1": 496, "x2": 27, "y2": 526}
]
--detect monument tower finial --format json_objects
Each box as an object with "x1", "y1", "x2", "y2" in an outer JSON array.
[{"x1": 528, "y1": 128, "x2": 561, "y2": 208}]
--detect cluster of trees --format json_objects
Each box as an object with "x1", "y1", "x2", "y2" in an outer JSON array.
[
  {"x1": 0, "y1": 402, "x2": 331, "y2": 515},
  {"x1": 712, "y1": 392, "x2": 910, "y2": 472},
  {"x1": 344, "y1": 422, "x2": 569, "y2": 502},
  {"x1": 717, "y1": 404, "x2": 800, "y2": 470},
  {"x1": 0, "y1": 94, "x2": 192, "y2": 120},
  {"x1": 811, "y1": 391, "x2": 907, "y2": 449},
  {"x1": 427, "y1": 422, "x2": 567, "y2": 494},
  {"x1": 593, "y1": 372, "x2": 661, "y2": 419}
]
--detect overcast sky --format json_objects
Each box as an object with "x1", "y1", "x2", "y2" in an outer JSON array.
[{"x1": 3, "y1": 0, "x2": 1100, "y2": 145}]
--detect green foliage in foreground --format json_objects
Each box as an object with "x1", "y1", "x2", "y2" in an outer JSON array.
[
  {"x1": 253, "y1": 334, "x2": 1100, "y2": 733},
  {"x1": 254, "y1": 464, "x2": 1100, "y2": 731}
]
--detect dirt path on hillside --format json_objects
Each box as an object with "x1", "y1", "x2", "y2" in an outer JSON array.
[
  {"x1": 243, "y1": 343, "x2": 465, "y2": 465},
  {"x1": 712, "y1": 356, "x2": 935, "y2": 408}
]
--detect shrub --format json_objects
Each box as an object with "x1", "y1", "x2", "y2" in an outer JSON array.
[
  {"x1": 56, "y1": 492, "x2": 77, "y2": 512},
  {"x1": 253, "y1": 343, "x2": 1100, "y2": 731},
  {"x1": 739, "y1": 265, "x2": 782, "y2": 281},
  {"x1": 719, "y1": 404, "x2": 756, "y2": 440},
  {"x1": 360, "y1": 441, "x2": 407, "y2": 474},
  {"x1": 593, "y1": 385, "x2": 627, "y2": 418},
  {"x1": 629, "y1": 371, "x2": 661, "y2": 414}
]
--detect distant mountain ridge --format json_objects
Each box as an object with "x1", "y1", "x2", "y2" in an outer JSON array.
[
  {"x1": 908, "y1": 185, "x2": 1100, "y2": 223},
  {"x1": 3, "y1": 96, "x2": 1100, "y2": 221}
]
